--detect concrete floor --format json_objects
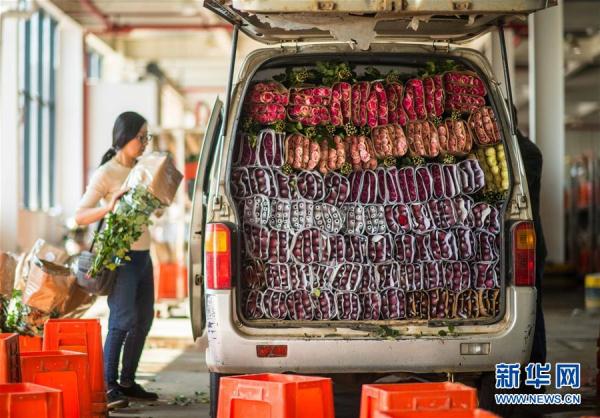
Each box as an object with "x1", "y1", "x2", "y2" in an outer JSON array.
[{"x1": 96, "y1": 282, "x2": 599, "y2": 418}]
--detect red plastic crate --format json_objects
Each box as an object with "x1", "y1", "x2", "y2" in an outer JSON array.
[
  {"x1": 0, "y1": 383, "x2": 62, "y2": 418},
  {"x1": 20, "y1": 350, "x2": 92, "y2": 418},
  {"x1": 155, "y1": 263, "x2": 188, "y2": 300},
  {"x1": 374, "y1": 409, "x2": 499, "y2": 418},
  {"x1": 43, "y1": 319, "x2": 106, "y2": 415},
  {"x1": 360, "y1": 382, "x2": 477, "y2": 418},
  {"x1": 0, "y1": 334, "x2": 20, "y2": 383},
  {"x1": 217, "y1": 373, "x2": 335, "y2": 418},
  {"x1": 185, "y1": 161, "x2": 198, "y2": 180},
  {"x1": 18, "y1": 335, "x2": 42, "y2": 353}
]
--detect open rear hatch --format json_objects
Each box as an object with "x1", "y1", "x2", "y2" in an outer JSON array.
[
  {"x1": 197, "y1": 1, "x2": 551, "y2": 333},
  {"x1": 205, "y1": 0, "x2": 556, "y2": 47}
]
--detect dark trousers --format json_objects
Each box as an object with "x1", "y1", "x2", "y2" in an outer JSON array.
[
  {"x1": 104, "y1": 250, "x2": 154, "y2": 390},
  {"x1": 529, "y1": 260, "x2": 547, "y2": 364}
]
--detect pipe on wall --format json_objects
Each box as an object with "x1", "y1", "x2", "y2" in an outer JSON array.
[
  {"x1": 92, "y1": 23, "x2": 232, "y2": 34},
  {"x1": 79, "y1": 0, "x2": 231, "y2": 34}
]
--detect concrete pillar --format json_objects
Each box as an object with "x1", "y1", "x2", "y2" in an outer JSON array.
[
  {"x1": 529, "y1": 3, "x2": 565, "y2": 263},
  {"x1": 0, "y1": 18, "x2": 20, "y2": 252},
  {"x1": 56, "y1": 24, "x2": 84, "y2": 216}
]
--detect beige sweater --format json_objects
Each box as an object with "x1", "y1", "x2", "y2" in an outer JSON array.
[{"x1": 78, "y1": 156, "x2": 151, "y2": 251}]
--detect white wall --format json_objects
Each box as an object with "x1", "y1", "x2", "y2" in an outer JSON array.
[
  {"x1": 0, "y1": 17, "x2": 20, "y2": 252},
  {"x1": 566, "y1": 130, "x2": 600, "y2": 156},
  {"x1": 87, "y1": 80, "x2": 159, "y2": 177}
]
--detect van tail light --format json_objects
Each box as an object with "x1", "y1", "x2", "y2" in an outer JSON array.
[
  {"x1": 513, "y1": 221, "x2": 536, "y2": 286},
  {"x1": 205, "y1": 223, "x2": 232, "y2": 290}
]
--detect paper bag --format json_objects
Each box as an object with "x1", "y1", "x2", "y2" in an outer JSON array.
[
  {"x1": 23, "y1": 257, "x2": 75, "y2": 313},
  {"x1": 0, "y1": 252, "x2": 17, "y2": 296},
  {"x1": 125, "y1": 153, "x2": 183, "y2": 205},
  {"x1": 15, "y1": 240, "x2": 69, "y2": 291}
]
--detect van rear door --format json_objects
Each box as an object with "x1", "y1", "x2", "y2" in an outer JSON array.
[
  {"x1": 189, "y1": 98, "x2": 223, "y2": 340},
  {"x1": 204, "y1": 0, "x2": 556, "y2": 45}
]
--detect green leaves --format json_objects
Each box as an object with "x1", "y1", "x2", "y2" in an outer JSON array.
[
  {"x1": 88, "y1": 186, "x2": 164, "y2": 277},
  {"x1": 376, "y1": 325, "x2": 401, "y2": 339},
  {"x1": 315, "y1": 61, "x2": 356, "y2": 85},
  {"x1": 274, "y1": 67, "x2": 318, "y2": 87},
  {"x1": 0, "y1": 290, "x2": 44, "y2": 336}
]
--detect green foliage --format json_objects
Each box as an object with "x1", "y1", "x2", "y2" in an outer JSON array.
[
  {"x1": 272, "y1": 119, "x2": 286, "y2": 133},
  {"x1": 442, "y1": 154, "x2": 457, "y2": 165},
  {"x1": 383, "y1": 156, "x2": 397, "y2": 168},
  {"x1": 315, "y1": 61, "x2": 356, "y2": 85},
  {"x1": 376, "y1": 325, "x2": 402, "y2": 339},
  {"x1": 344, "y1": 122, "x2": 357, "y2": 136},
  {"x1": 431, "y1": 115, "x2": 443, "y2": 127},
  {"x1": 282, "y1": 163, "x2": 294, "y2": 176},
  {"x1": 241, "y1": 117, "x2": 261, "y2": 147},
  {"x1": 340, "y1": 162, "x2": 352, "y2": 176},
  {"x1": 185, "y1": 154, "x2": 199, "y2": 163},
  {"x1": 273, "y1": 67, "x2": 318, "y2": 87},
  {"x1": 362, "y1": 66, "x2": 383, "y2": 81},
  {"x1": 419, "y1": 59, "x2": 459, "y2": 77},
  {"x1": 409, "y1": 155, "x2": 426, "y2": 167},
  {"x1": 1, "y1": 290, "x2": 49, "y2": 336},
  {"x1": 88, "y1": 186, "x2": 163, "y2": 277}
]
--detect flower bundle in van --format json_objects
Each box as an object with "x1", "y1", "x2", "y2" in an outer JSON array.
[
  {"x1": 245, "y1": 82, "x2": 289, "y2": 125},
  {"x1": 423, "y1": 75, "x2": 445, "y2": 118},
  {"x1": 330, "y1": 82, "x2": 352, "y2": 126},
  {"x1": 478, "y1": 288, "x2": 500, "y2": 317},
  {"x1": 371, "y1": 124, "x2": 408, "y2": 160},
  {"x1": 386, "y1": 82, "x2": 408, "y2": 126},
  {"x1": 437, "y1": 117, "x2": 473, "y2": 156},
  {"x1": 288, "y1": 87, "x2": 332, "y2": 126},
  {"x1": 443, "y1": 71, "x2": 487, "y2": 114},
  {"x1": 406, "y1": 120, "x2": 440, "y2": 158},
  {"x1": 403, "y1": 78, "x2": 427, "y2": 121}
]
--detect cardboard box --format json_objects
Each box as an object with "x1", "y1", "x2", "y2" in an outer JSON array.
[
  {"x1": 0, "y1": 252, "x2": 17, "y2": 296},
  {"x1": 14, "y1": 240, "x2": 69, "y2": 292},
  {"x1": 23, "y1": 258, "x2": 75, "y2": 314},
  {"x1": 125, "y1": 153, "x2": 183, "y2": 206},
  {"x1": 61, "y1": 286, "x2": 96, "y2": 318}
]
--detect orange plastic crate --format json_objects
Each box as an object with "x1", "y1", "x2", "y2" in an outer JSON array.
[
  {"x1": 20, "y1": 350, "x2": 92, "y2": 418},
  {"x1": 217, "y1": 373, "x2": 334, "y2": 418},
  {"x1": 185, "y1": 161, "x2": 198, "y2": 180},
  {"x1": 43, "y1": 319, "x2": 106, "y2": 416},
  {"x1": 360, "y1": 382, "x2": 477, "y2": 418},
  {"x1": 155, "y1": 263, "x2": 188, "y2": 300},
  {"x1": 0, "y1": 334, "x2": 20, "y2": 383},
  {"x1": 374, "y1": 409, "x2": 498, "y2": 418},
  {"x1": 0, "y1": 383, "x2": 63, "y2": 418},
  {"x1": 18, "y1": 335, "x2": 42, "y2": 353}
]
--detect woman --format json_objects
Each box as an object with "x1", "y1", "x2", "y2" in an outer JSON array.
[{"x1": 76, "y1": 111, "x2": 158, "y2": 410}]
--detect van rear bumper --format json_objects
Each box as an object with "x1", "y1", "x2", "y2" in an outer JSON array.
[{"x1": 204, "y1": 286, "x2": 536, "y2": 374}]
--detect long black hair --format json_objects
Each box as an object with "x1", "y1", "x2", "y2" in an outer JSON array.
[{"x1": 100, "y1": 111, "x2": 147, "y2": 166}]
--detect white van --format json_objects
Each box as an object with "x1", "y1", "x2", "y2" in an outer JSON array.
[{"x1": 189, "y1": 1, "x2": 554, "y2": 416}]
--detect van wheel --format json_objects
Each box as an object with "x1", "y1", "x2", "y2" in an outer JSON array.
[{"x1": 209, "y1": 372, "x2": 221, "y2": 418}]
